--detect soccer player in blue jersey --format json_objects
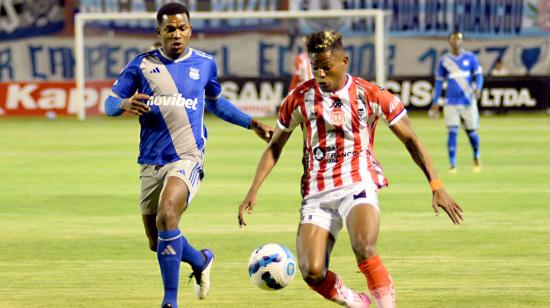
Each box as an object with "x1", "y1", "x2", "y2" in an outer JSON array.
[
  {"x1": 430, "y1": 31, "x2": 483, "y2": 174},
  {"x1": 103, "y1": 3, "x2": 273, "y2": 308}
]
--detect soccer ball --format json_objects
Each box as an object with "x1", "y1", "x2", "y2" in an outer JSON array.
[{"x1": 247, "y1": 243, "x2": 296, "y2": 291}]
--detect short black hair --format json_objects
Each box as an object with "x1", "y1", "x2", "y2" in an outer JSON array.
[
  {"x1": 306, "y1": 30, "x2": 344, "y2": 54},
  {"x1": 449, "y1": 30, "x2": 463, "y2": 39},
  {"x1": 156, "y1": 2, "x2": 190, "y2": 26}
]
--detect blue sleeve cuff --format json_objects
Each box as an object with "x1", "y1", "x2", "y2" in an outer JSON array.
[
  {"x1": 433, "y1": 79, "x2": 443, "y2": 105},
  {"x1": 205, "y1": 96, "x2": 252, "y2": 129},
  {"x1": 104, "y1": 95, "x2": 124, "y2": 116}
]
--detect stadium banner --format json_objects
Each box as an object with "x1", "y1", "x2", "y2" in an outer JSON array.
[
  {"x1": 0, "y1": 78, "x2": 284, "y2": 117},
  {"x1": 1, "y1": 76, "x2": 548, "y2": 117},
  {"x1": 0, "y1": 0, "x2": 66, "y2": 40},
  {"x1": 0, "y1": 35, "x2": 549, "y2": 82},
  {"x1": 0, "y1": 81, "x2": 112, "y2": 116},
  {"x1": 386, "y1": 76, "x2": 550, "y2": 111},
  {"x1": 73, "y1": 0, "x2": 550, "y2": 37},
  {"x1": 290, "y1": 0, "x2": 550, "y2": 38}
]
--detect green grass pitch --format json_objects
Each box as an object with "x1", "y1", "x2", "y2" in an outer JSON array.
[{"x1": 0, "y1": 113, "x2": 549, "y2": 307}]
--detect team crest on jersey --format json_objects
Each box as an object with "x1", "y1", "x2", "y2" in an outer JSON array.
[
  {"x1": 330, "y1": 109, "x2": 345, "y2": 126},
  {"x1": 463, "y1": 60, "x2": 470, "y2": 66},
  {"x1": 189, "y1": 68, "x2": 200, "y2": 80}
]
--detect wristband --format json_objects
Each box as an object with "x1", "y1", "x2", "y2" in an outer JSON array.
[{"x1": 430, "y1": 179, "x2": 444, "y2": 191}]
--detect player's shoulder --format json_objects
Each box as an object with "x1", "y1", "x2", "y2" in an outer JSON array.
[
  {"x1": 290, "y1": 79, "x2": 316, "y2": 96},
  {"x1": 461, "y1": 50, "x2": 479, "y2": 60},
  {"x1": 190, "y1": 48, "x2": 215, "y2": 61},
  {"x1": 352, "y1": 76, "x2": 384, "y2": 95}
]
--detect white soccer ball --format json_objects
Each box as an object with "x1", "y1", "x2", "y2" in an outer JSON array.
[{"x1": 248, "y1": 243, "x2": 296, "y2": 291}]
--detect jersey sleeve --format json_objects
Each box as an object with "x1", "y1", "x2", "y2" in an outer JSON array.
[
  {"x1": 277, "y1": 92, "x2": 302, "y2": 132},
  {"x1": 111, "y1": 58, "x2": 141, "y2": 98},
  {"x1": 205, "y1": 59, "x2": 222, "y2": 99},
  {"x1": 472, "y1": 54, "x2": 483, "y2": 76},
  {"x1": 375, "y1": 88, "x2": 407, "y2": 126}
]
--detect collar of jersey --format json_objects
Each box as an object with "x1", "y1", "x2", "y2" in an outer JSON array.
[
  {"x1": 448, "y1": 49, "x2": 465, "y2": 59},
  {"x1": 159, "y1": 48, "x2": 193, "y2": 63},
  {"x1": 318, "y1": 74, "x2": 352, "y2": 97}
]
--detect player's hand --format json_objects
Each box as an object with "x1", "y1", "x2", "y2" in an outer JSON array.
[
  {"x1": 250, "y1": 118, "x2": 274, "y2": 143},
  {"x1": 120, "y1": 93, "x2": 151, "y2": 116},
  {"x1": 238, "y1": 193, "x2": 257, "y2": 228},
  {"x1": 432, "y1": 188, "x2": 464, "y2": 225},
  {"x1": 428, "y1": 104, "x2": 441, "y2": 118},
  {"x1": 473, "y1": 88, "x2": 481, "y2": 100}
]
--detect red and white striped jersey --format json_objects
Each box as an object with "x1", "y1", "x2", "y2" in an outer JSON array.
[{"x1": 278, "y1": 75, "x2": 406, "y2": 198}]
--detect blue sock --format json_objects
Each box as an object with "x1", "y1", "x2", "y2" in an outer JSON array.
[
  {"x1": 158, "y1": 229, "x2": 183, "y2": 307},
  {"x1": 466, "y1": 129, "x2": 480, "y2": 159},
  {"x1": 447, "y1": 126, "x2": 458, "y2": 167},
  {"x1": 180, "y1": 235, "x2": 206, "y2": 270}
]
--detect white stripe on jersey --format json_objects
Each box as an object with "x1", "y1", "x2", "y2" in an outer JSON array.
[{"x1": 442, "y1": 56, "x2": 475, "y2": 101}]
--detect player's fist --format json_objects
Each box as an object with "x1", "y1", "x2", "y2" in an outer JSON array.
[
  {"x1": 250, "y1": 119, "x2": 274, "y2": 143},
  {"x1": 121, "y1": 93, "x2": 151, "y2": 116},
  {"x1": 428, "y1": 104, "x2": 441, "y2": 118}
]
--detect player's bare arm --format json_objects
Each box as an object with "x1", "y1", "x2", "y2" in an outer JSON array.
[
  {"x1": 250, "y1": 118, "x2": 274, "y2": 143},
  {"x1": 390, "y1": 115, "x2": 464, "y2": 225},
  {"x1": 238, "y1": 127, "x2": 292, "y2": 227},
  {"x1": 120, "y1": 93, "x2": 151, "y2": 116}
]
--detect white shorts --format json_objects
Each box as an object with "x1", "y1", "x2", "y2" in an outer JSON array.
[
  {"x1": 444, "y1": 103, "x2": 479, "y2": 130},
  {"x1": 300, "y1": 183, "x2": 380, "y2": 239},
  {"x1": 139, "y1": 159, "x2": 204, "y2": 215}
]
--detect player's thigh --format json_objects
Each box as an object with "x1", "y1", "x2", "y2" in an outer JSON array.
[
  {"x1": 443, "y1": 105, "x2": 461, "y2": 127},
  {"x1": 460, "y1": 104, "x2": 479, "y2": 130},
  {"x1": 140, "y1": 164, "x2": 163, "y2": 215},
  {"x1": 341, "y1": 185, "x2": 380, "y2": 258},
  {"x1": 296, "y1": 223, "x2": 335, "y2": 276},
  {"x1": 160, "y1": 159, "x2": 204, "y2": 208}
]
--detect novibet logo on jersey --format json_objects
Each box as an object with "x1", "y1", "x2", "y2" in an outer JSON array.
[{"x1": 147, "y1": 95, "x2": 199, "y2": 110}]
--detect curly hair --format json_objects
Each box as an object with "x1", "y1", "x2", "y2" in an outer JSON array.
[{"x1": 306, "y1": 30, "x2": 344, "y2": 54}]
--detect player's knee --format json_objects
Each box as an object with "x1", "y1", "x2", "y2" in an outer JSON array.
[
  {"x1": 156, "y1": 206, "x2": 179, "y2": 229},
  {"x1": 447, "y1": 126, "x2": 459, "y2": 134},
  {"x1": 299, "y1": 261, "x2": 326, "y2": 285},
  {"x1": 351, "y1": 242, "x2": 377, "y2": 260}
]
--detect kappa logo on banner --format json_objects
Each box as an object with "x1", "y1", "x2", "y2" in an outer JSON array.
[{"x1": 0, "y1": 81, "x2": 112, "y2": 116}]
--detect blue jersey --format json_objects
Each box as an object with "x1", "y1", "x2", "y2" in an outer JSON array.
[
  {"x1": 111, "y1": 48, "x2": 222, "y2": 165},
  {"x1": 435, "y1": 50, "x2": 483, "y2": 105}
]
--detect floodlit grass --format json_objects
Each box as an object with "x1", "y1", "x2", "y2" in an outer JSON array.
[{"x1": 0, "y1": 113, "x2": 549, "y2": 307}]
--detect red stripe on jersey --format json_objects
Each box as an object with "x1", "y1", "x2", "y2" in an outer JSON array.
[
  {"x1": 314, "y1": 89, "x2": 326, "y2": 192},
  {"x1": 349, "y1": 84, "x2": 362, "y2": 183},
  {"x1": 299, "y1": 95, "x2": 312, "y2": 197},
  {"x1": 332, "y1": 122, "x2": 345, "y2": 187}
]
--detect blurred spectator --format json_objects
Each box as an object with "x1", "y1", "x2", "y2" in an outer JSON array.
[
  {"x1": 288, "y1": 36, "x2": 313, "y2": 92},
  {"x1": 490, "y1": 58, "x2": 509, "y2": 76}
]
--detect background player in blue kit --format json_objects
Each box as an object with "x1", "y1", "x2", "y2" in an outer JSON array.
[
  {"x1": 103, "y1": 3, "x2": 273, "y2": 307},
  {"x1": 430, "y1": 31, "x2": 484, "y2": 174}
]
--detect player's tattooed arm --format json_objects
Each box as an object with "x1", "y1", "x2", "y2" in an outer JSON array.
[
  {"x1": 390, "y1": 115, "x2": 464, "y2": 225},
  {"x1": 120, "y1": 93, "x2": 151, "y2": 116}
]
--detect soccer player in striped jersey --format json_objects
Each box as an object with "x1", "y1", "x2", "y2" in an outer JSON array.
[
  {"x1": 430, "y1": 31, "x2": 484, "y2": 174},
  {"x1": 238, "y1": 30, "x2": 463, "y2": 308},
  {"x1": 103, "y1": 3, "x2": 272, "y2": 308}
]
